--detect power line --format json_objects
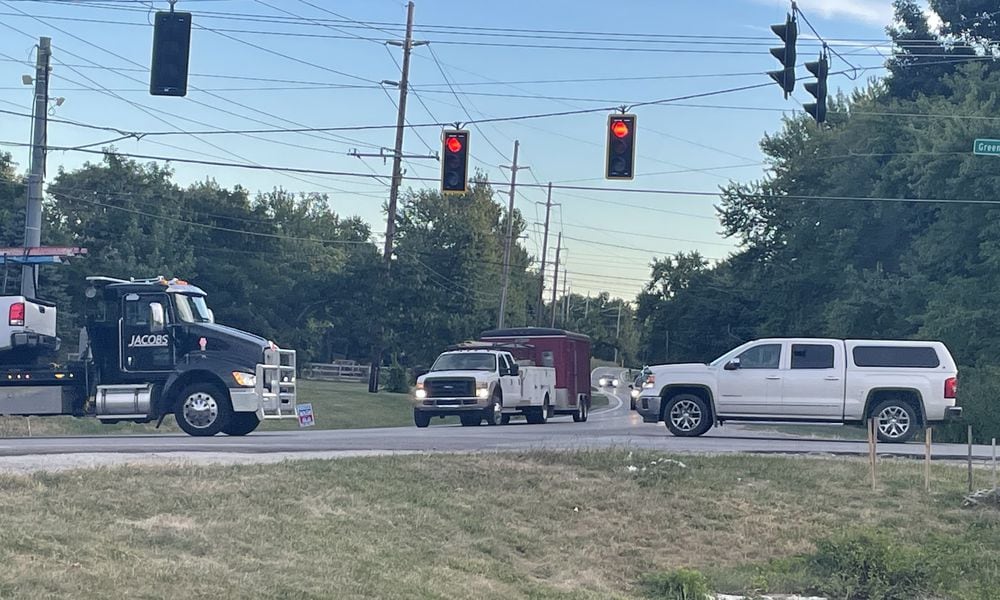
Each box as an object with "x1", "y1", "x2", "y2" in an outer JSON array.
[{"x1": 9, "y1": 142, "x2": 1000, "y2": 208}]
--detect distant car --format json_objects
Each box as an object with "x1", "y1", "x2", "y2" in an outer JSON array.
[{"x1": 598, "y1": 374, "x2": 620, "y2": 388}]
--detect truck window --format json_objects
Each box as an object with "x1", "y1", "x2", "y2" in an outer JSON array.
[
  {"x1": 430, "y1": 352, "x2": 497, "y2": 372},
  {"x1": 791, "y1": 344, "x2": 835, "y2": 369},
  {"x1": 852, "y1": 346, "x2": 940, "y2": 368},
  {"x1": 499, "y1": 354, "x2": 512, "y2": 376},
  {"x1": 540, "y1": 351, "x2": 554, "y2": 368},
  {"x1": 738, "y1": 343, "x2": 781, "y2": 369}
]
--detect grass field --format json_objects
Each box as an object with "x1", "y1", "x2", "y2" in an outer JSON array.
[
  {"x1": 1, "y1": 451, "x2": 997, "y2": 599},
  {"x1": 0, "y1": 380, "x2": 416, "y2": 437},
  {"x1": 0, "y1": 381, "x2": 611, "y2": 437}
]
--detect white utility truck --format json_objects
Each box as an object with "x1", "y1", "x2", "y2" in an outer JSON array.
[{"x1": 414, "y1": 345, "x2": 556, "y2": 427}]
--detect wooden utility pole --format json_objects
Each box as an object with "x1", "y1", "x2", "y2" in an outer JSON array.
[
  {"x1": 22, "y1": 37, "x2": 51, "y2": 299},
  {"x1": 549, "y1": 232, "x2": 561, "y2": 328},
  {"x1": 382, "y1": 1, "x2": 417, "y2": 267},
  {"x1": 498, "y1": 140, "x2": 528, "y2": 329},
  {"x1": 535, "y1": 182, "x2": 554, "y2": 326}
]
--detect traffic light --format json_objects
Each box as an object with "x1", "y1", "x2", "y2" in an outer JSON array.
[
  {"x1": 605, "y1": 113, "x2": 637, "y2": 180},
  {"x1": 768, "y1": 13, "x2": 797, "y2": 98},
  {"x1": 150, "y1": 10, "x2": 192, "y2": 97},
  {"x1": 804, "y1": 53, "x2": 829, "y2": 124},
  {"x1": 440, "y1": 129, "x2": 470, "y2": 194}
]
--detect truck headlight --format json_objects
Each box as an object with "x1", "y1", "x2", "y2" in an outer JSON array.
[
  {"x1": 415, "y1": 383, "x2": 427, "y2": 399},
  {"x1": 476, "y1": 382, "x2": 490, "y2": 399},
  {"x1": 232, "y1": 371, "x2": 256, "y2": 387}
]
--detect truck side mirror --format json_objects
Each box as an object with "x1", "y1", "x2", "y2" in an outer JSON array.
[
  {"x1": 724, "y1": 359, "x2": 740, "y2": 371},
  {"x1": 510, "y1": 363, "x2": 519, "y2": 376},
  {"x1": 149, "y1": 302, "x2": 166, "y2": 333}
]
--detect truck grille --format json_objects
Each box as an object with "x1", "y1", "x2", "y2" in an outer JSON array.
[{"x1": 424, "y1": 378, "x2": 475, "y2": 398}]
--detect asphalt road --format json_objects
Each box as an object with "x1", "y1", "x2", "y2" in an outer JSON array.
[{"x1": 0, "y1": 371, "x2": 995, "y2": 462}]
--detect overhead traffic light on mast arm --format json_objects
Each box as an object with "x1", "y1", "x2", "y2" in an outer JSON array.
[
  {"x1": 767, "y1": 12, "x2": 797, "y2": 98},
  {"x1": 804, "y1": 52, "x2": 829, "y2": 124},
  {"x1": 440, "y1": 129, "x2": 470, "y2": 194},
  {"x1": 605, "y1": 113, "x2": 637, "y2": 180}
]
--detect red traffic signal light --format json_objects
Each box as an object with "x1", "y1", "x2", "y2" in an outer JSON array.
[
  {"x1": 441, "y1": 130, "x2": 470, "y2": 194},
  {"x1": 606, "y1": 114, "x2": 637, "y2": 180}
]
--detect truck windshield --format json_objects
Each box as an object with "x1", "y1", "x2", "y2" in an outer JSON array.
[
  {"x1": 173, "y1": 293, "x2": 213, "y2": 324},
  {"x1": 430, "y1": 353, "x2": 497, "y2": 372}
]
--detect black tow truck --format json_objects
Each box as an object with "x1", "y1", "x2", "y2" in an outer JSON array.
[{"x1": 0, "y1": 276, "x2": 297, "y2": 436}]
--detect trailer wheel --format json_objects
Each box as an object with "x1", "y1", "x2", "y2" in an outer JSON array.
[
  {"x1": 573, "y1": 398, "x2": 589, "y2": 423},
  {"x1": 224, "y1": 412, "x2": 260, "y2": 436},
  {"x1": 175, "y1": 382, "x2": 232, "y2": 437},
  {"x1": 414, "y1": 410, "x2": 431, "y2": 428},
  {"x1": 500, "y1": 414, "x2": 511, "y2": 425}
]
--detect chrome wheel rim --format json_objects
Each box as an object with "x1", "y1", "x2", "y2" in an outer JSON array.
[
  {"x1": 877, "y1": 406, "x2": 910, "y2": 439},
  {"x1": 669, "y1": 399, "x2": 701, "y2": 432},
  {"x1": 492, "y1": 400, "x2": 502, "y2": 424},
  {"x1": 183, "y1": 392, "x2": 219, "y2": 429}
]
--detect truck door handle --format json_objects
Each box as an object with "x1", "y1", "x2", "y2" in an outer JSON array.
[
  {"x1": 765, "y1": 376, "x2": 781, "y2": 380},
  {"x1": 824, "y1": 377, "x2": 841, "y2": 381}
]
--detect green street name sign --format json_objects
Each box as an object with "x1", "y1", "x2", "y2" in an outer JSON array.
[{"x1": 973, "y1": 139, "x2": 1000, "y2": 156}]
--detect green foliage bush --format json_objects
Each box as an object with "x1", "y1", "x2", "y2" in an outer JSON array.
[
  {"x1": 806, "y1": 531, "x2": 930, "y2": 600},
  {"x1": 641, "y1": 568, "x2": 712, "y2": 600}
]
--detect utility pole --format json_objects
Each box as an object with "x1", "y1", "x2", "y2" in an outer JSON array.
[
  {"x1": 382, "y1": 1, "x2": 421, "y2": 268},
  {"x1": 21, "y1": 37, "x2": 51, "y2": 299},
  {"x1": 498, "y1": 140, "x2": 527, "y2": 329},
  {"x1": 371, "y1": 3, "x2": 425, "y2": 393},
  {"x1": 549, "y1": 232, "x2": 561, "y2": 328},
  {"x1": 562, "y1": 268, "x2": 569, "y2": 323},
  {"x1": 584, "y1": 294, "x2": 590, "y2": 317},
  {"x1": 535, "y1": 182, "x2": 554, "y2": 326},
  {"x1": 614, "y1": 301, "x2": 623, "y2": 365}
]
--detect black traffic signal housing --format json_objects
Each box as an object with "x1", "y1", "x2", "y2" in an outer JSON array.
[
  {"x1": 804, "y1": 53, "x2": 829, "y2": 124},
  {"x1": 150, "y1": 10, "x2": 192, "y2": 97},
  {"x1": 768, "y1": 13, "x2": 797, "y2": 98},
  {"x1": 605, "y1": 114, "x2": 637, "y2": 180},
  {"x1": 440, "y1": 129, "x2": 470, "y2": 194}
]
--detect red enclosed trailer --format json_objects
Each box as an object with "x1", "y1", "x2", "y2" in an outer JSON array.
[{"x1": 479, "y1": 327, "x2": 593, "y2": 419}]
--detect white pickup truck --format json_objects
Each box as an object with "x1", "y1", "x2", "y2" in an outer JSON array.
[
  {"x1": 0, "y1": 295, "x2": 59, "y2": 359},
  {"x1": 413, "y1": 348, "x2": 556, "y2": 428},
  {"x1": 635, "y1": 338, "x2": 961, "y2": 443}
]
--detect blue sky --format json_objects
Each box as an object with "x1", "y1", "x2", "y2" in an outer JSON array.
[{"x1": 0, "y1": 0, "x2": 901, "y2": 298}]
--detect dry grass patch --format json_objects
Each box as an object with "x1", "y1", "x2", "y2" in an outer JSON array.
[{"x1": 0, "y1": 451, "x2": 997, "y2": 599}]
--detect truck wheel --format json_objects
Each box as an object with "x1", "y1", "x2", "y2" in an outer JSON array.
[
  {"x1": 484, "y1": 394, "x2": 503, "y2": 426},
  {"x1": 460, "y1": 414, "x2": 481, "y2": 427},
  {"x1": 175, "y1": 382, "x2": 232, "y2": 437},
  {"x1": 572, "y1": 399, "x2": 589, "y2": 423},
  {"x1": 664, "y1": 394, "x2": 712, "y2": 437},
  {"x1": 526, "y1": 404, "x2": 548, "y2": 425},
  {"x1": 414, "y1": 410, "x2": 431, "y2": 428},
  {"x1": 872, "y1": 399, "x2": 919, "y2": 443},
  {"x1": 500, "y1": 414, "x2": 511, "y2": 425},
  {"x1": 224, "y1": 413, "x2": 260, "y2": 436}
]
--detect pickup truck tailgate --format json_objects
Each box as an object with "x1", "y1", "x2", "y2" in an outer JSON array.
[{"x1": 1, "y1": 296, "x2": 57, "y2": 350}]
